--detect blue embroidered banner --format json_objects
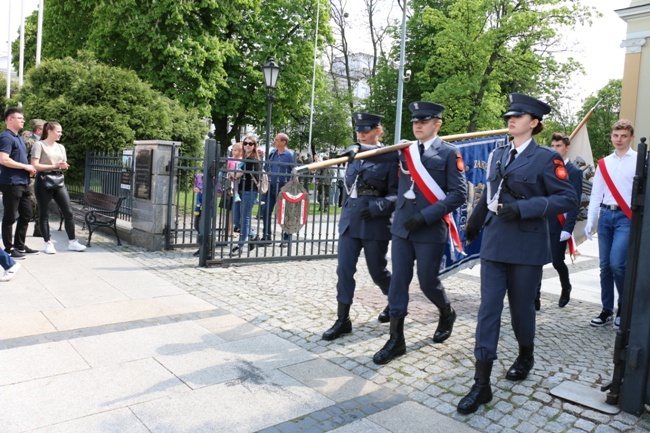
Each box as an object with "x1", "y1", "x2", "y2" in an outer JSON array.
[{"x1": 441, "y1": 135, "x2": 509, "y2": 278}]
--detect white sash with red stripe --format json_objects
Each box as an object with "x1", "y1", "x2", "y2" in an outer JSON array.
[
  {"x1": 403, "y1": 143, "x2": 464, "y2": 253},
  {"x1": 598, "y1": 159, "x2": 632, "y2": 220}
]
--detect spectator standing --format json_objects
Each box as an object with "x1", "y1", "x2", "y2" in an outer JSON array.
[
  {"x1": 228, "y1": 142, "x2": 243, "y2": 235},
  {"x1": 192, "y1": 172, "x2": 203, "y2": 257},
  {"x1": 31, "y1": 122, "x2": 87, "y2": 253},
  {"x1": 585, "y1": 119, "x2": 636, "y2": 328},
  {"x1": 23, "y1": 119, "x2": 45, "y2": 237},
  {"x1": 0, "y1": 250, "x2": 20, "y2": 281},
  {"x1": 534, "y1": 133, "x2": 582, "y2": 309},
  {"x1": 316, "y1": 156, "x2": 333, "y2": 212},
  {"x1": 231, "y1": 137, "x2": 262, "y2": 256},
  {"x1": 0, "y1": 108, "x2": 38, "y2": 259},
  {"x1": 322, "y1": 112, "x2": 398, "y2": 341},
  {"x1": 458, "y1": 93, "x2": 578, "y2": 414},
  {"x1": 260, "y1": 133, "x2": 295, "y2": 245}
]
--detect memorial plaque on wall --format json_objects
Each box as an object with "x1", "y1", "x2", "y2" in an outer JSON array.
[{"x1": 135, "y1": 149, "x2": 153, "y2": 199}]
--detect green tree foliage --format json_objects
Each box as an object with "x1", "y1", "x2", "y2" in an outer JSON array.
[
  {"x1": 309, "y1": 74, "x2": 355, "y2": 155},
  {"x1": 365, "y1": 0, "x2": 595, "y2": 136},
  {"x1": 576, "y1": 79, "x2": 623, "y2": 162},
  {"x1": 17, "y1": 56, "x2": 205, "y2": 183},
  {"x1": 18, "y1": 0, "x2": 333, "y2": 155}
]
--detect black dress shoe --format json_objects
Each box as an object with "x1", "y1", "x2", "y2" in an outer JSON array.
[
  {"x1": 457, "y1": 360, "x2": 493, "y2": 414},
  {"x1": 506, "y1": 354, "x2": 535, "y2": 381},
  {"x1": 433, "y1": 306, "x2": 456, "y2": 343},
  {"x1": 457, "y1": 382, "x2": 493, "y2": 414},
  {"x1": 558, "y1": 288, "x2": 571, "y2": 308},
  {"x1": 377, "y1": 305, "x2": 390, "y2": 323},
  {"x1": 322, "y1": 318, "x2": 352, "y2": 340},
  {"x1": 373, "y1": 318, "x2": 406, "y2": 365}
]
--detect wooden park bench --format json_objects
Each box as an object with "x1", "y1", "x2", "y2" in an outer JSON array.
[{"x1": 82, "y1": 191, "x2": 125, "y2": 247}]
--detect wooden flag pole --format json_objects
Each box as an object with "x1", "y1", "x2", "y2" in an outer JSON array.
[
  {"x1": 293, "y1": 128, "x2": 509, "y2": 173},
  {"x1": 570, "y1": 99, "x2": 602, "y2": 140}
]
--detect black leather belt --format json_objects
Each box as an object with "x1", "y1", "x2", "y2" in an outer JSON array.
[
  {"x1": 43, "y1": 171, "x2": 64, "y2": 175},
  {"x1": 356, "y1": 188, "x2": 382, "y2": 197},
  {"x1": 601, "y1": 204, "x2": 622, "y2": 211}
]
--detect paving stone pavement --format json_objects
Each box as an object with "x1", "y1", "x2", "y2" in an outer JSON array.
[
  {"x1": 109, "y1": 232, "x2": 650, "y2": 432},
  {"x1": 2, "y1": 224, "x2": 650, "y2": 432}
]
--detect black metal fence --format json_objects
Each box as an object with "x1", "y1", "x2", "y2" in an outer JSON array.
[
  {"x1": 195, "y1": 140, "x2": 345, "y2": 266},
  {"x1": 80, "y1": 145, "x2": 346, "y2": 265},
  {"x1": 83, "y1": 151, "x2": 133, "y2": 221}
]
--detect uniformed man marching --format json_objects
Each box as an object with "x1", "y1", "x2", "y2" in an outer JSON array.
[
  {"x1": 458, "y1": 93, "x2": 579, "y2": 414},
  {"x1": 370, "y1": 102, "x2": 467, "y2": 365},
  {"x1": 322, "y1": 112, "x2": 398, "y2": 341}
]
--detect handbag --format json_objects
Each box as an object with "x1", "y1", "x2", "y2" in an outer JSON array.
[
  {"x1": 253, "y1": 172, "x2": 269, "y2": 194},
  {"x1": 39, "y1": 172, "x2": 65, "y2": 189}
]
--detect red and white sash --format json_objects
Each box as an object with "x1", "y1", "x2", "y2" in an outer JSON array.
[
  {"x1": 598, "y1": 159, "x2": 632, "y2": 220},
  {"x1": 556, "y1": 214, "x2": 576, "y2": 257},
  {"x1": 277, "y1": 191, "x2": 309, "y2": 225},
  {"x1": 403, "y1": 143, "x2": 464, "y2": 253}
]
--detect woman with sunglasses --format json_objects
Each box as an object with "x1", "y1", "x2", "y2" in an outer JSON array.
[{"x1": 231, "y1": 137, "x2": 261, "y2": 255}]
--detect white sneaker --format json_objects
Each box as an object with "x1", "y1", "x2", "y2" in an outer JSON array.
[
  {"x1": 0, "y1": 271, "x2": 12, "y2": 282},
  {"x1": 68, "y1": 240, "x2": 87, "y2": 252},
  {"x1": 7, "y1": 262, "x2": 21, "y2": 275},
  {"x1": 44, "y1": 241, "x2": 57, "y2": 255}
]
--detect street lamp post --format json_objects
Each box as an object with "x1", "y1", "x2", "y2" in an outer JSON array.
[
  {"x1": 262, "y1": 58, "x2": 281, "y2": 157},
  {"x1": 299, "y1": 120, "x2": 306, "y2": 155}
]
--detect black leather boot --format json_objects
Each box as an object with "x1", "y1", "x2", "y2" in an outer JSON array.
[
  {"x1": 322, "y1": 303, "x2": 352, "y2": 341},
  {"x1": 558, "y1": 281, "x2": 572, "y2": 308},
  {"x1": 457, "y1": 360, "x2": 493, "y2": 414},
  {"x1": 373, "y1": 317, "x2": 406, "y2": 365},
  {"x1": 506, "y1": 345, "x2": 534, "y2": 381},
  {"x1": 377, "y1": 304, "x2": 390, "y2": 323},
  {"x1": 433, "y1": 305, "x2": 456, "y2": 343}
]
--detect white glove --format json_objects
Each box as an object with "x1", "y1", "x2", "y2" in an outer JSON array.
[
  {"x1": 584, "y1": 222, "x2": 593, "y2": 240},
  {"x1": 559, "y1": 231, "x2": 571, "y2": 242}
]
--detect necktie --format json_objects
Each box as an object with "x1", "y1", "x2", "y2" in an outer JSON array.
[
  {"x1": 418, "y1": 142, "x2": 424, "y2": 156},
  {"x1": 506, "y1": 148, "x2": 517, "y2": 167}
]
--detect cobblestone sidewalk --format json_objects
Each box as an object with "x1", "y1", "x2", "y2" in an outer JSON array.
[{"x1": 96, "y1": 233, "x2": 650, "y2": 433}]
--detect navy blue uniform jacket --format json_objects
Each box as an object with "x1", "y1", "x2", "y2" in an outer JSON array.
[
  {"x1": 474, "y1": 141, "x2": 579, "y2": 266},
  {"x1": 339, "y1": 144, "x2": 398, "y2": 241},
  {"x1": 547, "y1": 161, "x2": 582, "y2": 234},
  {"x1": 393, "y1": 137, "x2": 466, "y2": 243}
]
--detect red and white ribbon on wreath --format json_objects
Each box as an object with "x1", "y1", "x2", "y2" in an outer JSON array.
[{"x1": 277, "y1": 191, "x2": 309, "y2": 225}]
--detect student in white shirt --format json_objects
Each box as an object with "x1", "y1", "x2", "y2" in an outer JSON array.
[{"x1": 585, "y1": 119, "x2": 637, "y2": 328}]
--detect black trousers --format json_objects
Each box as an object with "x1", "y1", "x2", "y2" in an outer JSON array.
[
  {"x1": 0, "y1": 183, "x2": 33, "y2": 251},
  {"x1": 536, "y1": 235, "x2": 571, "y2": 299},
  {"x1": 34, "y1": 178, "x2": 76, "y2": 242}
]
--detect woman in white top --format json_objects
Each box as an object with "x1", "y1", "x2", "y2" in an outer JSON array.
[{"x1": 30, "y1": 122, "x2": 86, "y2": 254}]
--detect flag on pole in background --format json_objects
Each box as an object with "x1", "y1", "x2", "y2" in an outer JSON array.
[{"x1": 567, "y1": 103, "x2": 600, "y2": 247}]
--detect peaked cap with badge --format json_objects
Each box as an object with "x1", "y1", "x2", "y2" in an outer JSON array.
[
  {"x1": 353, "y1": 112, "x2": 384, "y2": 132},
  {"x1": 502, "y1": 93, "x2": 552, "y2": 120},
  {"x1": 409, "y1": 101, "x2": 445, "y2": 122}
]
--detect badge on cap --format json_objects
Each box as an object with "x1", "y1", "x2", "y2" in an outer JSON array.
[
  {"x1": 413, "y1": 102, "x2": 419, "y2": 110},
  {"x1": 357, "y1": 113, "x2": 362, "y2": 120}
]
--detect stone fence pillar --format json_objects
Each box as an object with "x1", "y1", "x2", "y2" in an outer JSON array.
[{"x1": 130, "y1": 140, "x2": 180, "y2": 250}]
